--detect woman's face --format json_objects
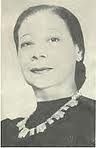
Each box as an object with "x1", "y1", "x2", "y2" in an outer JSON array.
[{"x1": 18, "y1": 10, "x2": 77, "y2": 89}]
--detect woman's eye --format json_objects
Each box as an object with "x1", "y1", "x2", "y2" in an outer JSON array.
[
  {"x1": 48, "y1": 37, "x2": 60, "y2": 43},
  {"x1": 21, "y1": 42, "x2": 34, "y2": 48}
]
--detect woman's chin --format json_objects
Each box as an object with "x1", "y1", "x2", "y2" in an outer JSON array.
[
  {"x1": 25, "y1": 79, "x2": 56, "y2": 89},
  {"x1": 32, "y1": 82, "x2": 54, "y2": 89}
]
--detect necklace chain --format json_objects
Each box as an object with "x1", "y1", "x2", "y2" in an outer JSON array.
[{"x1": 16, "y1": 91, "x2": 81, "y2": 138}]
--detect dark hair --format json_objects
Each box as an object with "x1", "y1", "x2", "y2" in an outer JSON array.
[{"x1": 13, "y1": 4, "x2": 86, "y2": 90}]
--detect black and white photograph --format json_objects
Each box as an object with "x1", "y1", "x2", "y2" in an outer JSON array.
[{"x1": 1, "y1": 0, "x2": 96, "y2": 147}]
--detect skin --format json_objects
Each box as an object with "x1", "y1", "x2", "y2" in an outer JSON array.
[{"x1": 18, "y1": 10, "x2": 82, "y2": 101}]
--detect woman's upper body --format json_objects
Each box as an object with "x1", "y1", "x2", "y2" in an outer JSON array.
[
  {"x1": 1, "y1": 95, "x2": 96, "y2": 147},
  {"x1": 2, "y1": 4, "x2": 95, "y2": 147}
]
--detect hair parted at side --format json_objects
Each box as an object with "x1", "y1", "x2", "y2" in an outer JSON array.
[{"x1": 13, "y1": 4, "x2": 86, "y2": 90}]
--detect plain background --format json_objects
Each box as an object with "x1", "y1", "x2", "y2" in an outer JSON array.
[{"x1": 1, "y1": 0, "x2": 96, "y2": 119}]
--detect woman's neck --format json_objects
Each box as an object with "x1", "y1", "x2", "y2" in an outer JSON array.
[{"x1": 32, "y1": 80, "x2": 77, "y2": 102}]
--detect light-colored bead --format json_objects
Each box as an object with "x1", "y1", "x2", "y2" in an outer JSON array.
[
  {"x1": 18, "y1": 127, "x2": 29, "y2": 138},
  {"x1": 36, "y1": 122, "x2": 47, "y2": 133},
  {"x1": 47, "y1": 118, "x2": 54, "y2": 125},
  {"x1": 52, "y1": 110, "x2": 65, "y2": 120},
  {"x1": 30, "y1": 128, "x2": 35, "y2": 136},
  {"x1": 60, "y1": 105, "x2": 69, "y2": 111}
]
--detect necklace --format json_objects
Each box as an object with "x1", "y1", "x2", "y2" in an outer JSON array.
[{"x1": 16, "y1": 91, "x2": 81, "y2": 139}]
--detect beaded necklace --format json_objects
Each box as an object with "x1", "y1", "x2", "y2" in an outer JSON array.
[{"x1": 16, "y1": 91, "x2": 81, "y2": 139}]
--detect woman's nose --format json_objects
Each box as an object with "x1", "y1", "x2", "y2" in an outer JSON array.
[
  {"x1": 30, "y1": 45, "x2": 48, "y2": 61},
  {"x1": 31, "y1": 53, "x2": 47, "y2": 62}
]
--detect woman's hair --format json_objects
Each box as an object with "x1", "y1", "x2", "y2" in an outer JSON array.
[{"x1": 13, "y1": 4, "x2": 86, "y2": 90}]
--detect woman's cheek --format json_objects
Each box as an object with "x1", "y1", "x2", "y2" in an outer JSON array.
[{"x1": 19, "y1": 51, "x2": 30, "y2": 64}]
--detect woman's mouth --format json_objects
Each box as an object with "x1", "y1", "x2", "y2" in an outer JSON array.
[{"x1": 30, "y1": 67, "x2": 53, "y2": 74}]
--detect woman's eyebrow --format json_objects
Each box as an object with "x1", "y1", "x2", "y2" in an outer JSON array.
[{"x1": 20, "y1": 33, "x2": 31, "y2": 40}]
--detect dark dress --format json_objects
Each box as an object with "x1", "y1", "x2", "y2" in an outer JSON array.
[{"x1": 1, "y1": 96, "x2": 96, "y2": 147}]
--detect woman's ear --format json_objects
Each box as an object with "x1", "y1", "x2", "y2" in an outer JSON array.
[{"x1": 75, "y1": 45, "x2": 83, "y2": 62}]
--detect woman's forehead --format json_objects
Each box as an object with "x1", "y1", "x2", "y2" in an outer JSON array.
[{"x1": 19, "y1": 10, "x2": 69, "y2": 37}]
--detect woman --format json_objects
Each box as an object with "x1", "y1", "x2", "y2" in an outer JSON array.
[{"x1": 1, "y1": 4, "x2": 95, "y2": 147}]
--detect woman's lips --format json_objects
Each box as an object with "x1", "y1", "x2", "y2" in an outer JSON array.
[{"x1": 30, "y1": 67, "x2": 53, "y2": 74}]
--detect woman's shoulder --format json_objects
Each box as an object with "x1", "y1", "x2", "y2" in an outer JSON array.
[
  {"x1": 65, "y1": 95, "x2": 95, "y2": 133},
  {"x1": 1, "y1": 117, "x2": 23, "y2": 146},
  {"x1": 80, "y1": 95, "x2": 96, "y2": 102},
  {"x1": 78, "y1": 95, "x2": 96, "y2": 111},
  {"x1": 72, "y1": 95, "x2": 96, "y2": 120}
]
